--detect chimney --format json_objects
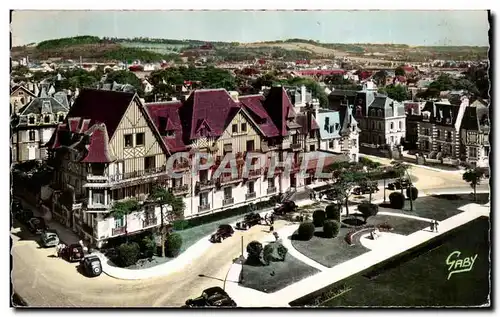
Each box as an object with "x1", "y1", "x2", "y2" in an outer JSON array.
[
  {"x1": 229, "y1": 91, "x2": 239, "y2": 102},
  {"x1": 301, "y1": 85, "x2": 306, "y2": 105}
]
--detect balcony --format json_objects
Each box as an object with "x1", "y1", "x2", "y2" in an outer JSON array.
[
  {"x1": 218, "y1": 173, "x2": 242, "y2": 186},
  {"x1": 87, "y1": 202, "x2": 110, "y2": 211},
  {"x1": 171, "y1": 184, "x2": 189, "y2": 196},
  {"x1": 291, "y1": 143, "x2": 302, "y2": 151},
  {"x1": 173, "y1": 160, "x2": 190, "y2": 172},
  {"x1": 196, "y1": 179, "x2": 215, "y2": 191},
  {"x1": 112, "y1": 227, "x2": 126, "y2": 236},
  {"x1": 86, "y1": 174, "x2": 108, "y2": 181},
  {"x1": 445, "y1": 137, "x2": 453, "y2": 142},
  {"x1": 267, "y1": 187, "x2": 277, "y2": 195},
  {"x1": 106, "y1": 166, "x2": 168, "y2": 184},
  {"x1": 199, "y1": 204, "x2": 210, "y2": 212},
  {"x1": 223, "y1": 197, "x2": 234, "y2": 206},
  {"x1": 143, "y1": 217, "x2": 158, "y2": 228},
  {"x1": 245, "y1": 192, "x2": 257, "y2": 200},
  {"x1": 245, "y1": 168, "x2": 262, "y2": 180}
]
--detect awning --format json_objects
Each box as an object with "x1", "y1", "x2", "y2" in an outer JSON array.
[{"x1": 223, "y1": 144, "x2": 232, "y2": 152}]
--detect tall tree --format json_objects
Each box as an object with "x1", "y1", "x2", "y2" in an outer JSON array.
[
  {"x1": 150, "y1": 185, "x2": 185, "y2": 257},
  {"x1": 109, "y1": 199, "x2": 140, "y2": 241},
  {"x1": 359, "y1": 157, "x2": 382, "y2": 203},
  {"x1": 462, "y1": 167, "x2": 486, "y2": 202},
  {"x1": 331, "y1": 163, "x2": 364, "y2": 216},
  {"x1": 394, "y1": 66, "x2": 406, "y2": 77},
  {"x1": 391, "y1": 161, "x2": 414, "y2": 211}
]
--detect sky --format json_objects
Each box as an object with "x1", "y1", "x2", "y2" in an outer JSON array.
[{"x1": 11, "y1": 10, "x2": 490, "y2": 47}]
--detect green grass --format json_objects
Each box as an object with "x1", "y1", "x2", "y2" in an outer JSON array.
[
  {"x1": 240, "y1": 253, "x2": 320, "y2": 293},
  {"x1": 365, "y1": 214, "x2": 430, "y2": 235},
  {"x1": 304, "y1": 216, "x2": 490, "y2": 307}
]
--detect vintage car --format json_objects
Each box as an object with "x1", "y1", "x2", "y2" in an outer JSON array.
[
  {"x1": 210, "y1": 224, "x2": 234, "y2": 243},
  {"x1": 352, "y1": 184, "x2": 379, "y2": 195},
  {"x1": 235, "y1": 213, "x2": 262, "y2": 230},
  {"x1": 40, "y1": 229, "x2": 60, "y2": 247},
  {"x1": 184, "y1": 287, "x2": 237, "y2": 307},
  {"x1": 273, "y1": 200, "x2": 297, "y2": 215},
  {"x1": 15, "y1": 209, "x2": 34, "y2": 224},
  {"x1": 387, "y1": 178, "x2": 411, "y2": 190},
  {"x1": 27, "y1": 217, "x2": 48, "y2": 234},
  {"x1": 80, "y1": 255, "x2": 102, "y2": 277},
  {"x1": 59, "y1": 244, "x2": 85, "y2": 262}
]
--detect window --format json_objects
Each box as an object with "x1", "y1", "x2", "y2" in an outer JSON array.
[
  {"x1": 248, "y1": 181, "x2": 255, "y2": 193},
  {"x1": 232, "y1": 124, "x2": 238, "y2": 134},
  {"x1": 469, "y1": 132, "x2": 477, "y2": 143},
  {"x1": 292, "y1": 134, "x2": 298, "y2": 144},
  {"x1": 437, "y1": 130, "x2": 441, "y2": 139},
  {"x1": 224, "y1": 187, "x2": 232, "y2": 199},
  {"x1": 335, "y1": 123, "x2": 340, "y2": 130},
  {"x1": 390, "y1": 136, "x2": 394, "y2": 144},
  {"x1": 93, "y1": 191, "x2": 105, "y2": 205},
  {"x1": 469, "y1": 147, "x2": 477, "y2": 158},
  {"x1": 28, "y1": 130, "x2": 35, "y2": 141},
  {"x1": 399, "y1": 121, "x2": 402, "y2": 130},
  {"x1": 199, "y1": 192, "x2": 209, "y2": 206},
  {"x1": 268, "y1": 178, "x2": 274, "y2": 188},
  {"x1": 325, "y1": 117, "x2": 330, "y2": 126},
  {"x1": 124, "y1": 134, "x2": 133, "y2": 147},
  {"x1": 309, "y1": 144, "x2": 315, "y2": 151},
  {"x1": 136, "y1": 133, "x2": 145, "y2": 146},
  {"x1": 309, "y1": 131, "x2": 315, "y2": 139},
  {"x1": 352, "y1": 139, "x2": 357, "y2": 147},
  {"x1": 44, "y1": 115, "x2": 50, "y2": 123},
  {"x1": 114, "y1": 216, "x2": 124, "y2": 228},
  {"x1": 144, "y1": 156, "x2": 155, "y2": 170},
  {"x1": 390, "y1": 122, "x2": 394, "y2": 130},
  {"x1": 173, "y1": 177, "x2": 183, "y2": 187},
  {"x1": 328, "y1": 140, "x2": 334, "y2": 148},
  {"x1": 166, "y1": 130, "x2": 175, "y2": 137},
  {"x1": 241, "y1": 123, "x2": 247, "y2": 132},
  {"x1": 145, "y1": 206, "x2": 155, "y2": 219},
  {"x1": 199, "y1": 169, "x2": 208, "y2": 182},
  {"x1": 58, "y1": 114, "x2": 64, "y2": 122},
  {"x1": 28, "y1": 116, "x2": 35, "y2": 124},
  {"x1": 246, "y1": 140, "x2": 255, "y2": 152},
  {"x1": 447, "y1": 131, "x2": 452, "y2": 140}
]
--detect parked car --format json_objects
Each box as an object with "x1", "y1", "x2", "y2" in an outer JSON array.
[
  {"x1": 79, "y1": 255, "x2": 102, "y2": 277},
  {"x1": 352, "y1": 184, "x2": 379, "y2": 195},
  {"x1": 40, "y1": 229, "x2": 60, "y2": 247},
  {"x1": 236, "y1": 213, "x2": 262, "y2": 230},
  {"x1": 27, "y1": 217, "x2": 47, "y2": 234},
  {"x1": 273, "y1": 200, "x2": 297, "y2": 215},
  {"x1": 59, "y1": 244, "x2": 85, "y2": 262},
  {"x1": 184, "y1": 287, "x2": 237, "y2": 307},
  {"x1": 388, "y1": 179, "x2": 411, "y2": 190},
  {"x1": 210, "y1": 224, "x2": 234, "y2": 243},
  {"x1": 15, "y1": 209, "x2": 34, "y2": 224}
]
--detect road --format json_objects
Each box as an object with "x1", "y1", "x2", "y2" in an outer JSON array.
[{"x1": 11, "y1": 163, "x2": 489, "y2": 307}]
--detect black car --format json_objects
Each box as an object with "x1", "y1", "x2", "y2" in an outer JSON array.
[
  {"x1": 27, "y1": 217, "x2": 47, "y2": 234},
  {"x1": 80, "y1": 255, "x2": 102, "y2": 277},
  {"x1": 273, "y1": 200, "x2": 297, "y2": 215},
  {"x1": 210, "y1": 224, "x2": 234, "y2": 243},
  {"x1": 236, "y1": 213, "x2": 262, "y2": 230},
  {"x1": 16, "y1": 209, "x2": 34, "y2": 224},
  {"x1": 184, "y1": 287, "x2": 237, "y2": 307},
  {"x1": 388, "y1": 179, "x2": 410, "y2": 190},
  {"x1": 59, "y1": 244, "x2": 85, "y2": 262},
  {"x1": 352, "y1": 184, "x2": 379, "y2": 195}
]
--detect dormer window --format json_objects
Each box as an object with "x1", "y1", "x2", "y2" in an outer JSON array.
[
  {"x1": 422, "y1": 111, "x2": 430, "y2": 121},
  {"x1": 377, "y1": 109, "x2": 383, "y2": 117},
  {"x1": 446, "y1": 117, "x2": 451, "y2": 124},
  {"x1": 28, "y1": 116, "x2": 35, "y2": 124},
  {"x1": 335, "y1": 123, "x2": 340, "y2": 130},
  {"x1": 44, "y1": 115, "x2": 51, "y2": 123},
  {"x1": 58, "y1": 114, "x2": 65, "y2": 122},
  {"x1": 199, "y1": 128, "x2": 207, "y2": 137},
  {"x1": 325, "y1": 117, "x2": 330, "y2": 126},
  {"x1": 166, "y1": 130, "x2": 175, "y2": 138}
]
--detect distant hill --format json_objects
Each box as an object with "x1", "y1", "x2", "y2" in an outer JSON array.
[{"x1": 11, "y1": 36, "x2": 489, "y2": 63}]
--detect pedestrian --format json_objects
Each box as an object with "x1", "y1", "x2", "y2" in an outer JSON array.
[
  {"x1": 270, "y1": 214, "x2": 275, "y2": 225},
  {"x1": 430, "y1": 221, "x2": 435, "y2": 232},
  {"x1": 273, "y1": 231, "x2": 279, "y2": 241},
  {"x1": 270, "y1": 225, "x2": 274, "y2": 233},
  {"x1": 435, "y1": 220, "x2": 439, "y2": 233}
]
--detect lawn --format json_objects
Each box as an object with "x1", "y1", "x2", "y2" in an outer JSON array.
[
  {"x1": 379, "y1": 193, "x2": 489, "y2": 221},
  {"x1": 366, "y1": 214, "x2": 430, "y2": 235},
  {"x1": 295, "y1": 216, "x2": 490, "y2": 307},
  {"x1": 291, "y1": 226, "x2": 369, "y2": 268},
  {"x1": 239, "y1": 253, "x2": 320, "y2": 293}
]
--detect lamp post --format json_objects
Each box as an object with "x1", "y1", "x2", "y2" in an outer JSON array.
[{"x1": 406, "y1": 168, "x2": 414, "y2": 211}]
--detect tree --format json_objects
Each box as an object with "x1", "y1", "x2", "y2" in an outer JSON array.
[
  {"x1": 380, "y1": 84, "x2": 409, "y2": 102},
  {"x1": 391, "y1": 161, "x2": 414, "y2": 211},
  {"x1": 105, "y1": 70, "x2": 144, "y2": 96},
  {"x1": 372, "y1": 70, "x2": 388, "y2": 87},
  {"x1": 395, "y1": 66, "x2": 406, "y2": 77},
  {"x1": 150, "y1": 185, "x2": 185, "y2": 257},
  {"x1": 462, "y1": 167, "x2": 486, "y2": 202},
  {"x1": 332, "y1": 163, "x2": 365, "y2": 216},
  {"x1": 109, "y1": 199, "x2": 140, "y2": 240},
  {"x1": 357, "y1": 203, "x2": 379, "y2": 223},
  {"x1": 359, "y1": 157, "x2": 382, "y2": 203}
]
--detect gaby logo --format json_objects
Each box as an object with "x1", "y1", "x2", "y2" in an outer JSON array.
[{"x1": 446, "y1": 251, "x2": 478, "y2": 280}]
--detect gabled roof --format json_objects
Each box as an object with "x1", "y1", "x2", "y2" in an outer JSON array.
[
  {"x1": 179, "y1": 89, "x2": 240, "y2": 141},
  {"x1": 239, "y1": 95, "x2": 280, "y2": 137},
  {"x1": 65, "y1": 89, "x2": 136, "y2": 139},
  {"x1": 262, "y1": 86, "x2": 298, "y2": 136},
  {"x1": 296, "y1": 113, "x2": 319, "y2": 135},
  {"x1": 80, "y1": 123, "x2": 115, "y2": 163},
  {"x1": 146, "y1": 101, "x2": 188, "y2": 152},
  {"x1": 461, "y1": 100, "x2": 489, "y2": 133},
  {"x1": 11, "y1": 85, "x2": 37, "y2": 98}
]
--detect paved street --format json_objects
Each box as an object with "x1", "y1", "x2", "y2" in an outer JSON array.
[{"x1": 11, "y1": 163, "x2": 489, "y2": 307}]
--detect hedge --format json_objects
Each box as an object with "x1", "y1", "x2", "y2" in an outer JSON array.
[
  {"x1": 389, "y1": 192, "x2": 405, "y2": 209},
  {"x1": 141, "y1": 235, "x2": 157, "y2": 258},
  {"x1": 325, "y1": 204, "x2": 341, "y2": 221},
  {"x1": 313, "y1": 209, "x2": 326, "y2": 227},
  {"x1": 246, "y1": 240, "x2": 264, "y2": 265},
  {"x1": 406, "y1": 187, "x2": 419, "y2": 201},
  {"x1": 323, "y1": 220, "x2": 340, "y2": 238},
  {"x1": 165, "y1": 233, "x2": 183, "y2": 257},
  {"x1": 298, "y1": 222, "x2": 316, "y2": 241},
  {"x1": 357, "y1": 203, "x2": 379, "y2": 222},
  {"x1": 116, "y1": 242, "x2": 140, "y2": 267}
]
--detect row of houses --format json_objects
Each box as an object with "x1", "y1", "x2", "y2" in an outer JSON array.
[{"x1": 37, "y1": 86, "x2": 359, "y2": 247}]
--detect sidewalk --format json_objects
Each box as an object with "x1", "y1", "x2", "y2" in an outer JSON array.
[
  {"x1": 359, "y1": 154, "x2": 465, "y2": 174},
  {"x1": 224, "y1": 196, "x2": 490, "y2": 307}
]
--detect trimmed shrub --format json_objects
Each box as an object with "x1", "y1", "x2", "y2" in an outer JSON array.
[
  {"x1": 406, "y1": 186, "x2": 419, "y2": 201},
  {"x1": 312, "y1": 209, "x2": 326, "y2": 227},
  {"x1": 357, "y1": 203, "x2": 379, "y2": 223},
  {"x1": 165, "y1": 233, "x2": 183, "y2": 257},
  {"x1": 298, "y1": 222, "x2": 316, "y2": 241},
  {"x1": 172, "y1": 220, "x2": 189, "y2": 231},
  {"x1": 263, "y1": 242, "x2": 288, "y2": 264},
  {"x1": 141, "y1": 235, "x2": 157, "y2": 258},
  {"x1": 246, "y1": 241, "x2": 264, "y2": 265},
  {"x1": 325, "y1": 204, "x2": 341, "y2": 221},
  {"x1": 389, "y1": 192, "x2": 405, "y2": 209},
  {"x1": 116, "y1": 242, "x2": 140, "y2": 267},
  {"x1": 323, "y1": 220, "x2": 341, "y2": 238}
]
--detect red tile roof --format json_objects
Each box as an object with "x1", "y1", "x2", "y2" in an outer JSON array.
[
  {"x1": 80, "y1": 123, "x2": 115, "y2": 163},
  {"x1": 262, "y1": 87, "x2": 298, "y2": 136},
  {"x1": 66, "y1": 89, "x2": 135, "y2": 139},
  {"x1": 145, "y1": 101, "x2": 188, "y2": 152},
  {"x1": 296, "y1": 69, "x2": 345, "y2": 76},
  {"x1": 180, "y1": 89, "x2": 240, "y2": 141},
  {"x1": 238, "y1": 95, "x2": 280, "y2": 137}
]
